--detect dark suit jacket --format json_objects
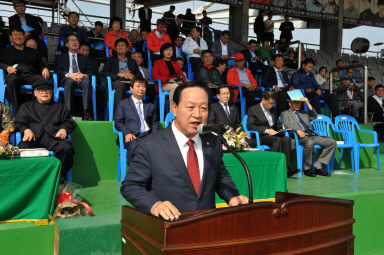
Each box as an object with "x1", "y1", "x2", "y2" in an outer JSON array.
[
  {"x1": 120, "y1": 126, "x2": 240, "y2": 213},
  {"x1": 195, "y1": 66, "x2": 225, "y2": 87},
  {"x1": 247, "y1": 103, "x2": 281, "y2": 136},
  {"x1": 114, "y1": 96, "x2": 158, "y2": 137},
  {"x1": 54, "y1": 52, "x2": 93, "y2": 80},
  {"x1": 0, "y1": 46, "x2": 45, "y2": 75},
  {"x1": 9, "y1": 13, "x2": 42, "y2": 39},
  {"x1": 102, "y1": 56, "x2": 142, "y2": 81},
  {"x1": 368, "y1": 96, "x2": 384, "y2": 122},
  {"x1": 138, "y1": 7, "x2": 152, "y2": 31},
  {"x1": 208, "y1": 102, "x2": 240, "y2": 130},
  {"x1": 241, "y1": 48, "x2": 260, "y2": 64},
  {"x1": 262, "y1": 67, "x2": 289, "y2": 88},
  {"x1": 212, "y1": 40, "x2": 234, "y2": 59}
]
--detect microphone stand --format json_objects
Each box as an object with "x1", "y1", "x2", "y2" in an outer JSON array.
[{"x1": 219, "y1": 135, "x2": 253, "y2": 204}]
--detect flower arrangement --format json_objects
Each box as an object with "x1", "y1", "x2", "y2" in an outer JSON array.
[
  {"x1": 222, "y1": 127, "x2": 250, "y2": 151},
  {"x1": 0, "y1": 127, "x2": 19, "y2": 159}
]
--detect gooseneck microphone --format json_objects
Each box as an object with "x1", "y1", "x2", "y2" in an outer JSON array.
[{"x1": 197, "y1": 124, "x2": 231, "y2": 135}]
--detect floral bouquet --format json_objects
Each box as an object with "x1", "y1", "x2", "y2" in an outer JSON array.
[
  {"x1": 0, "y1": 127, "x2": 19, "y2": 159},
  {"x1": 222, "y1": 127, "x2": 250, "y2": 151}
]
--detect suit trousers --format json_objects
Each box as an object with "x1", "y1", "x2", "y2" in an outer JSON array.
[
  {"x1": 124, "y1": 132, "x2": 148, "y2": 165},
  {"x1": 260, "y1": 135, "x2": 292, "y2": 168},
  {"x1": 299, "y1": 135, "x2": 336, "y2": 166},
  {"x1": 243, "y1": 87, "x2": 262, "y2": 110},
  {"x1": 62, "y1": 77, "x2": 91, "y2": 113},
  {"x1": 112, "y1": 80, "x2": 130, "y2": 111},
  {"x1": 306, "y1": 91, "x2": 340, "y2": 117},
  {"x1": 18, "y1": 132, "x2": 74, "y2": 179},
  {"x1": 5, "y1": 73, "x2": 45, "y2": 111},
  {"x1": 189, "y1": 57, "x2": 202, "y2": 74}
]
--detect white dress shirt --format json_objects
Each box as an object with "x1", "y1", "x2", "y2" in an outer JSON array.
[
  {"x1": 131, "y1": 96, "x2": 150, "y2": 132},
  {"x1": 260, "y1": 103, "x2": 274, "y2": 129},
  {"x1": 264, "y1": 19, "x2": 274, "y2": 32},
  {"x1": 273, "y1": 67, "x2": 285, "y2": 88},
  {"x1": 182, "y1": 36, "x2": 208, "y2": 58},
  {"x1": 220, "y1": 102, "x2": 230, "y2": 117},
  {"x1": 373, "y1": 95, "x2": 383, "y2": 107},
  {"x1": 144, "y1": 7, "x2": 149, "y2": 20},
  {"x1": 171, "y1": 122, "x2": 204, "y2": 180},
  {"x1": 221, "y1": 41, "x2": 228, "y2": 56}
]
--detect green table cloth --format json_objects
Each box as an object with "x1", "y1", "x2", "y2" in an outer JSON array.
[
  {"x1": 216, "y1": 150, "x2": 287, "y2": 204},
  {"x1": 0, "y1": 156, "x2": 61, "y2": 221}
]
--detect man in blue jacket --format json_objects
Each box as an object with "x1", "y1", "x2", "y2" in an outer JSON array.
[{"x1": 292, "y1": 58, "x2": 339, "y2": 117}]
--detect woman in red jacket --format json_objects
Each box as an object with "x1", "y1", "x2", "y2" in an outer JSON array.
[
  {"x1": 152, "y1": 43, "x2": 186, "y2": 105},
  {"x1": 104, "y1": 16, "x2": 131, "y2": 56}
]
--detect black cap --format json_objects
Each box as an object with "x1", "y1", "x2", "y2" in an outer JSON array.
[{"x1": 32, "y1": 80, "x2": 53, "y2": 90}]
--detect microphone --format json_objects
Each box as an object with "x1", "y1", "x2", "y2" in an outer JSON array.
[{"x1": 197, "y1": 124, "x2": 230, "y2": 135}]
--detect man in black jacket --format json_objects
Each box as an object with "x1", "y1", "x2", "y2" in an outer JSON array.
[
  {"x1": 241, "y1": 39, "x2": 267, "y2": 76},
  {"x1": 262, "y1": 55, "x2": 291, "y2": 115},
  {"x1": 138, "y1": 0, "x2": 152, "y2": 32},
  {"x1": 195, "y1": 50, "x2": 224, "y2": 88},
  {"x1": 15, "y1": 80, "x2": 76, "y2": 181},
  {"x1": 279, "y1": 15, "x2": 294, "y2": 42},
  {"x1": 103, "y1": 38, "x2": 142, "y2": 111},
  {"x1": 0, "y1": 28, "x2": 49, "y2": 111},
  {"x1": 55, "y1": 34, "x2": 93, "y2": 120},
  {"x1": 253, "y1": 10, "x2": 265, "y2": 44},
  {"x1": 167, "y1": 14, "x2": 184, "y2": 42},
  {"x1": 368, "y1": 84, "x2": 384, "y2": 141},
  {"x1": 9, "y1": 0, "x2": 42, "y2": 39},
  {"x1": 247, "y1": 91, "x2": 298, "y2": 177}
]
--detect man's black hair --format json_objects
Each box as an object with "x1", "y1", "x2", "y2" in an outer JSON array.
[
  {"x1": 274, "y1": 54, "x2": 284, "y2": 60},
  {"x1": 66, "y1": 33, "x2": 78, "y2": 42},
  {"x1": 215, "y1": 58, "x2": 227, "y2": 67},
  {"x1": 80, "y1": 42, "x2": 91, "y2": 48},
  {"x1": 68, "y1": 12, "x2": 79, "y2": 18},
  {"x1": 95, "y1": 21, "x2": 103, "y2": 27},
  {"x1": 336, "y1": 59, "x2": 343, "y2": 66},
  {"x1": 221, "y1": 30, "x2": 230, "y2": 37},
  {"x1": 129, "y1": 77, "x2": 147, "y2": 88},
  {"x1": 375, "y1": 84, "x2": 384, "y2": 90},
  {"x1": 173, "y1": 83, "x2": 210, "y2": 106},
  {"x1": 114, "y1": 38, "x2": 129, "y2": 47},
  {"x1": 217, "y1": 85, "x2": 230, "y2": 94},
  {"x1": 9, "y1": 27, "x2": 25, "y2": 35},
  {"x1": 191, "y1": 26, "x2": 201, "y2": 33},
  {"x1": 262, "y1": 90, "x2": 277, "y2": 101},
  {"x1": 201, "y1": 49, "x2": 213, "y2": 57},
  {"x1": 368, "y1": 76, "x2": 376, "y2": 81},
  {"x1": 303, "y1": 58, "x2": 315, "y2": 66},
  {"x1": 248, "y1": 39, "x2": 257, "y2": 45}
]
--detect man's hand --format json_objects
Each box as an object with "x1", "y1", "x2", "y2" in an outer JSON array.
[
  {"x1": 55, "y1": 129, "x2": 67, "y2": 139},
  {"x1": 125, "y1": 71, "x2": 134, "y2": 80},
  {"x1": 68, "y1": 73, "x2": 83, "y2": 83},
  {"x1": 222, "y1": 55, "x2": 229, "y2": 60},
  {"x1": 245, "y1": 84, "x2": 256, "y2": 91},
  {"x1": 206, "y1": 83, "x2": 213, "y2": 88},
  {"x1": 23, "y1": 129, "x2": 36, "y2": 142},
  {"x1": 357, "y1": 100, "x2": 362, "y2": 104},
  {"x1": 42, "y1": 68, "x2": 50, "y2": 79},
  {"x1": 305, "y1": 88, "x2": 312, "y2": 93},
  {"x1": 274, "y1": 86, "x2": 281, "y2": 93},
  {"x1": 7, "y1": 66, "x2": 17, "y2": 74},
  {"x1": 266, "y1": 129, "x2": 278, "y2": 135},
  {"x1": 117, "y1": 72, "x2": 126, "y2": 78},
  {"x1": 316, "y1": 89, "x2": 322, "y2": 96},
  {"x1": 193, "y1": 48, "x2": 201, "y2": 54},
  {"x1": 150, "y1": 201, "x2": 181, "y2": 221},
  {"x1": 297, "y1": 130, "x2": 306, "y2": 138},
  {"x1": 229, "y1": 195, "x2": 249, "y2": 206},
  {"x1": 124, "y1": 133, "x2": 136, "y2": 143}
]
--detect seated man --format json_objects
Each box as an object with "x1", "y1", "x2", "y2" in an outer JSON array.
[
  {"x1": 336, "y1": 77, "x2": 363, "y2": 119},
  {"x1": 0, "y1": 28, "x2": 49, "y2": 112},
  {"x1": 281, "y1": 97, "x2": 336, "y2": 177},
  {"x1": 114, "y1": 78, "x2": 158, "y2": 164},
  {"x1": 103, "y1": 38, "x2": 142, "y2": 110},
  {"x1": 58, "y1": 12, "x2": 89, "y2": 47},
  {"x1": 136, "y1": 29, "x2": 148, "y2": 67},
  {"x1": 147, "y1": 19, "x2": 171, "y2": 62},
  {"x1": 87, "y1": 20, "x2": 104, "y2": 45},
  {"x1": 9, "y1": 0, "x2": 42, "y2": 40},
  {"x1": 129, "y1": 29, "x2": 140, "y2": 50},
  {"x1": 215, "y1": 58, "x2": 228, "y2": 86},
  {"x1": 55, "y1": 34, "x2": 93, "y2": 120},
  {"x1": 227, "y1": 53, "x2": 259, "y2": 109},
  {"x1": 208, "y1": 86, "x2": 240, "y2": 130},
  {"x1": 292, "y1": 58, "x2": 340, "y2": 117},
  {"x1": 195, "y1": 50, "x2": 224, "y2": 88},
  {"x1": 131, "y1": 51, "x2": 156, "y2": 102},
  {"x1": 212, "y1": 30, "x2": 234, "y2": 61},
  {"x1": 174, "y1": 36, "x2": 184, "y2": 59},
  {"x1": 176, "y1": 57, "x2": 188, "y2": 81},
  {"x1": 247, "y1": 91, "x2": 298, "y2": 177},
  {"x1": 284, "y1": 50, "x2": 297, "y2": 69},
  {"x1": 262, "y1": 54, "x2": 290, "y2": 115},
  {"x1": 15, "y1": 80, "x2": 76, "y2": 181},
  {"x1": 181, "y1": 26, "x2": 208, "y2": 73},
  {"x1": 367, "y1": 76, "x2": 376, "y2": 98},
  {"x1": 120, "y1": 83, "x2": 248, "y2": 219},
  {"x1": 368, "y1": 84, "x2": 384, "y2": 141},
  {"x1": 241, "y1": 39, "x2": 266, "y2": 76},
  {"x1": 0, "y1": 103, "x2": 14, "y2": 136}
]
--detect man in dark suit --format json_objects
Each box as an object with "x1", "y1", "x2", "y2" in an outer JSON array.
[
  {"x1": 103, "y1": 38, "x2": 142, "y2": 110},
  {"x1": 167, "y1": 14, "x2": 184, "y2": 42},
  {"x1": 241, "y1": 39, "x2": 267, "y2": 76},
  {"x1": 114, "y1": 78, "x2": 158, "y2": 164},
  {"x1": 247, "y1": 91, "x2": 298, "y2": 177},
  {"x1": 0, "y1": 28, "x2": 49, "y2": 112},
  {"x1": 121, "y1": 83, "x2": 248, "y2": 220},
  {"x1": 281, "y1": 98, "x2": 336, "y2": 177},
  {"x1": 55, "y1": 34, "x2": 93, "y2": 120},
  {"x1": 262, "y1": 54, "x2": 292, "y2": 115},
  {"x1": 138, "y1": 0, "x2": 152, "y2": 32},
  {"x1": 9, "y1": 0, "x2": 42, "y2": 39},
  {"x1": 208, "y1": 86, "x2": 240, "y2": 130},
  {"x1": 211, "y1": 30, "x2": 234, "y2": 60},
  {"x1": 368, "y1": 84, "x2": 384, "y2": 141},
  {"x1": 279, "y1": 15, "x2": 294, "y2": 42},
  {"x1": 195, "y1": 50, "x2": 225, "y2": 89}
]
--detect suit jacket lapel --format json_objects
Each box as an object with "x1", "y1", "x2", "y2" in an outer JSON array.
[
  {"x1": 256, "y1": 104, "x2": 270, "y2": 127},
  {"x1": 216, "y1": 103, "x2": 229, "y2": 121},
  {"x1": 128, "y1": 97, "x2": 140, "y2": 120},
  {"x1": 199, "y1": 134, "x2": 212, "y2": 198}
]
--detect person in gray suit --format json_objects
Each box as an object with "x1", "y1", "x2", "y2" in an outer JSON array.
[
  {"x1": 281, "y1": 97, "x2": 336, "y2": 177},
  {"x1": 211, "y1": 30, "x2": 234, "y2": 60}
]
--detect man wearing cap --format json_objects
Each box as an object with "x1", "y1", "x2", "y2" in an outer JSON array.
[
  {"x1": 15, "y1": 80, "x2": 76, "y2": 181},
  {"x1": 227, "y1": 53, "x2": 259, "y2": 109},
  {"x1": 147, "y1": 19, "x2": 171, "y2": 62},
  {"x1": 281, "y1": 97, "x2": 336, "y2": 177}
]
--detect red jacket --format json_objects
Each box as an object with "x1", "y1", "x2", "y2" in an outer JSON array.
[
  {"x1": 152, "y1": 59, "x2": 186, "y2": 88},
  {"x1": 105, "y1": 30, "x2": 131, "y2": 56},
  {"x1": 147, "y1": 29, "x2": 171, "y2": 53},
  {"x1": 227, "y1": 66, "x2": 257, "y2": 103}
]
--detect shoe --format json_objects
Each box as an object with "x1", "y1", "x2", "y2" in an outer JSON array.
[
  {"x1": 303, "y1": 169, "x2": 316, "y2": 177},
  {"x1": 314, "y1": 168, "x2": 331, "y2": 177},
  {"x1": 82, "y1": 111, "x2": 92, "y2": 121},
  {"x1": 287, "y1": 167, "x2": 299, "y2": 177}
]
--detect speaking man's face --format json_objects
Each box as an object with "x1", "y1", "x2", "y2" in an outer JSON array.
[{"x1": 172, "y1": 87, "x2": 208, "y2": 138}]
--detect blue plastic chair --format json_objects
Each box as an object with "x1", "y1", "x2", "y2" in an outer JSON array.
[
  {"x1": 112, "y1": 121, "x2": 127, "y2": 181},
  {"x1": 165, "y1": 112, "x2": 175, "y2": 128},
  {"x1": 335, "y1": 115, "x2": 381, "y2": 172},
  {"x1": 105, "y1": 45, "x2": 110, "y2": 58},
  {"x1": 185, "y1": 54, "x2": 193, "y2": 81},
  {"x1": 310, "y1": 114, "x2": 353, "y2": 173},
  {"x1": 230, "y1": 85, "x2": 246, "y2": 120},
  {"x1": 106, "y1": 76, "x2": 136, "y2": 121},
  {"x1": 16, "y1": 132, "x2": 73, "y2": 182},
  {"x1": 242, "y1": 115, "x2": 271, "y2": 150},
  {"x1": 53, "y1": 73, "x2": 97, "y2": 121}
]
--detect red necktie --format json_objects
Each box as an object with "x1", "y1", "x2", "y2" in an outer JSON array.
[{"x1": 186, "y1": 140, "x2": 201, "y2": 195}]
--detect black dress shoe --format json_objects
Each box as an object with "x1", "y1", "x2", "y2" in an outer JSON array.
[
  {"x1": 303, "y1": 169, "x2": 316, "y2": 177},
  {"x1": 314, "y1": 168, "x2": 331, "y2": 177},
  {"x1": 287, "y1": 167, "x2": 299, "y2": 177}
]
